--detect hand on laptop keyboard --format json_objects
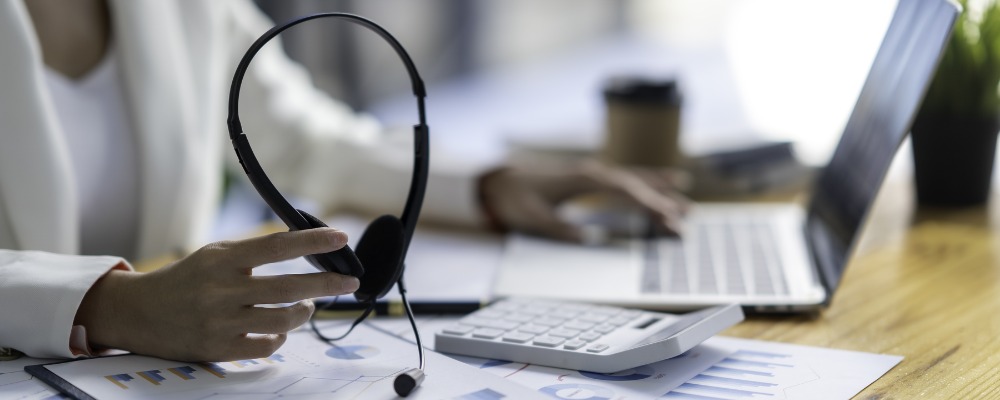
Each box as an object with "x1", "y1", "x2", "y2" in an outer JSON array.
[{"x1": 479, "y1": 160, "x2": 689, "y2": 243}]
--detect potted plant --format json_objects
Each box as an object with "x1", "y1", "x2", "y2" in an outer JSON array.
[{"x1": 912, "y1": 0, "x2": 1000, "y2": 206}]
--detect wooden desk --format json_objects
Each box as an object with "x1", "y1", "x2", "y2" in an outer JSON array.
[
  {"x1": 133, "y1": 175, "x2": 999, "y2": 398},
  {"x1": 722, "y1": 177, "x2": 1000, "y2": 399}
]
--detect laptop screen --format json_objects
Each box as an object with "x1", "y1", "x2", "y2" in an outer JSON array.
[{"x1": 806, "y1": 0, "x2": 957, "y2": 294}]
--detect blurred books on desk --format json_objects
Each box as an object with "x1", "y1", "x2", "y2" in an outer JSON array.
[
  {"x1": 508, "y1": 131, "x2": 814, "y2": 200},
  {"x1": 682, "y1": 140, "x2": 815, "y2": 200}
]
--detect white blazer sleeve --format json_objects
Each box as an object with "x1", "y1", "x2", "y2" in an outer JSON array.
[
  {"x1": 220, "y1": 1, "x2": 493, "y2": 227},
  {"x1": 0, "y1": 250, "x2": 128, "y2": 358}
]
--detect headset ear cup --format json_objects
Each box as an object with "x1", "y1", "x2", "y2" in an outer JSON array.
[{"x1": 353, "y1": 215, "x2": 406, "y2": 303}]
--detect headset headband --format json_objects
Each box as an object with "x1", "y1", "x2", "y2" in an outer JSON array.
[{"x1": 226, "y1": 12, "x2": 429, "y2": 256}]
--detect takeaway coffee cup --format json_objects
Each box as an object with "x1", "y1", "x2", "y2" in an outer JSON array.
[{"x1": 602, "y1": 77, "x2": 683, "y2": 167}]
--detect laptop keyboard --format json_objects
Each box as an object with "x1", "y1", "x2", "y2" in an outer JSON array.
[{"x1": 641, "y1": 220, "x2": 789, "y2": 296}]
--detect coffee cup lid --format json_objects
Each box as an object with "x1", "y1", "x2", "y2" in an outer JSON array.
[{"x1": 603, "y1": 76, "x2": 681, "y2": 105}]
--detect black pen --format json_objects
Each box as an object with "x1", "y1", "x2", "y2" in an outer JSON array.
[{"x1": 313, "y1": 299, "x2": 485, "y2": 317}]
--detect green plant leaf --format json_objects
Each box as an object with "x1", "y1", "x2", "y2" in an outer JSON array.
[{"x1": 920, "y1": 0, "x2": 1000, "y2": 118}]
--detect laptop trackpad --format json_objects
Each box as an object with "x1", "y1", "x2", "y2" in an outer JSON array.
[{"x1": 493, "y1": 234, "x2": 640, "y2": 301}]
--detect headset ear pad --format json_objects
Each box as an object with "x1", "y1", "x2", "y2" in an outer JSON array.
[{"x1": 353, "y1": 215, "x2": 406, "y2": 303}]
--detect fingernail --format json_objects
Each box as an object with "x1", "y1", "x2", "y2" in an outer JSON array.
[
  {"x1": 343, "y1": 277, "x2": 360, "y2": 293},
  {"x1": 328, "y1": 229, "x2": 348, "y2": 247}
]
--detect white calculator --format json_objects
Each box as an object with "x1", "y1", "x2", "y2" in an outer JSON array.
[{"x1": 434, "y1": 299, "x2": 743, "y2": 373}]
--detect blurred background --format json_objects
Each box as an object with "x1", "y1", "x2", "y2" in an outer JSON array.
[{"x1": 253, "y1": 0, "x2": 897, "y2": 165}]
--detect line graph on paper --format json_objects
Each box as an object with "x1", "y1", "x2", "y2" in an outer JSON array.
[
  {"x1": 0, "y1": 371, "x2": 67, "y2": 400},
  {"x1": 193, "y1": 368, "x2": 410, "y2": 399},
  {"x1": 0, "y1": 356, "x2": 66, "y2": 399}
]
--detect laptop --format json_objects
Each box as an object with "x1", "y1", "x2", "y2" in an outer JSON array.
[{"x1": 492, "y1": 0, "x2": 959, "y2": 313}]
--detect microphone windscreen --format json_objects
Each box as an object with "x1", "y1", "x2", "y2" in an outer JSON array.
[{"x1": 393, "y1": 368, "x2": 425, "y2": 397}]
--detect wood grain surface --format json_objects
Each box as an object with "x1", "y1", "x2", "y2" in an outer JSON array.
[
  {"x1": 723, "y1": 176, "x2": 1000, "y2": 399},
  {"x1": 133, "y1": 176, "x2": 1000, "y2": 399}
]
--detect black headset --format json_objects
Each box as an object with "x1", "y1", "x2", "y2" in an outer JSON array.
[{"x1": 226, "y1": 13, "x2": 428, "y2": 397}]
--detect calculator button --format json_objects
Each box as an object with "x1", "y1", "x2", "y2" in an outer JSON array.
[
  {"x1": 586, "y1": 344, "x2": 610, "y2": 353},
  {"x1": 460, "y1": 316, "x2": 491, "y2": 326},
  {"x1": 563, "y1": 321, "x2": 596, "y2": 331},
  {"x1": 563, "y1": 340, "x2": 587, "y2": 350},
  {"x1": 442, "y1": 325, "x2": 475, "y2": 335},
  {"x1": 472, "y1": 309, "x2": 507, "y2": 319},
  {"x1": 532, "y1": 336, "x2": 565, "y2": 347},
  {"x1": 461, "y1": 317, "x2": 519, "y2": 331},
  {"x1": 522, "y1": 305, "x2": 553, "y2": 315},
  {"x1": 579, "y1": 313, "x2": 610, "y2": 323},
  {"x1": 519, "y1": 324, "x2": 549, "y2": 335},
  {"x1": 548, "y1": 328, "x2": 581, "y2": 339},
  {"x1": 578, "y1": 332, "x2": 602, "y2": 342},
  {"x1": 505, "y1": 313, "x2": 535, "y2": 323},
  {"x1": 549, "y1": 310, "x2": 581, "y2": 319},
  {"x1": 593, "y1": 324, "x2": 617, "y2": 334},
  {"x1": 493, "y1": 301, "x2": 522, "y2": 311},
  {"x1": 590, "y1": 306, "x2": 620, "y2": 315},
  {"x1": 485, "y1": 320, "x2": 520, "y2": 330},
  {"x1": 607, "y1": 316, "x2": 633, "y2": 326},
  {"x1": 558, "y1": 303, "x2": 589, "y2": 311},
  {"x1": 472, "y1": 328, "x2": 505, "y2": 339},
  {"x1": 502, "y1": 332, "x2": 535, "y2": 343},
  {"x1": 533, "y1": 317, "x2": 566, "y2": 327}
]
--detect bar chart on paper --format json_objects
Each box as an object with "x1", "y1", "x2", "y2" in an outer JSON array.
[
  {"x1": 27, "y1": 323, "x2": 548, "y2": 399},
  {"x1": 99, "y1": 353, "x2": 288, "y2": 390}
]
